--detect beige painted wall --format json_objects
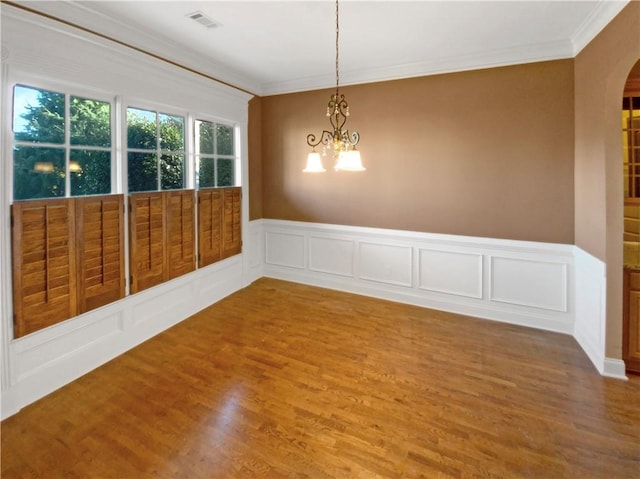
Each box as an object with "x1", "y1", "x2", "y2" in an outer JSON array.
[
  {"x1": 574, "y1": 1, "x2": 640, "y2": 358},
  {"x1": 259, "y1": 60, "x2": 575, "y2": 243}
]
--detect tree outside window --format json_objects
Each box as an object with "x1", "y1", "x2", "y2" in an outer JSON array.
[
  {"x1": 12, "y1": 85, "x2": 112, "y2": 200},
  {"x1": 195, "y1": 119, "x2": 236, "y2": 188},
  {"x1": 127, "y1": 108, "x2": 185, "y2": 192}
]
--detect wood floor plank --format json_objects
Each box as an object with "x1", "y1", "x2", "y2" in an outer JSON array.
[{"x1": 2, "y1": 278, "x2": 639, "y2": 478}]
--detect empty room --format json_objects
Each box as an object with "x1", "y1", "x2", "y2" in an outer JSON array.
[{"x1": 1, "y1": 1, "x2": 639, "y2": 477}]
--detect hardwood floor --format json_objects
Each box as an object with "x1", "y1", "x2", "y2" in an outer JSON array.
[{"x1": 2, "y1": 278, "x2": 639, "y2": 478}]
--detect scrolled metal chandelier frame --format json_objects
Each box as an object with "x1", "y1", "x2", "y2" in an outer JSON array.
[{"x1": 304, "y1": 0, "x2": 364, "y2": 172}]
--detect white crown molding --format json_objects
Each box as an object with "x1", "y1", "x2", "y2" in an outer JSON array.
[
  {"x1": 261, "y1": 39, "x2": 575, "y2": 96},
  {"x1": 571, "y1": 0, "x2": 630, "y2": 56}
]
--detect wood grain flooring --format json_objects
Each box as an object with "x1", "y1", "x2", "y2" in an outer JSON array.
[{"x1": 2, "y1": 278, "x2": 639, "y2": 478}]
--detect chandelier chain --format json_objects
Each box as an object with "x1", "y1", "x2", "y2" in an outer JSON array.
[{"x1": 335, "y1": 0, "x2": 339, "y2": 95}]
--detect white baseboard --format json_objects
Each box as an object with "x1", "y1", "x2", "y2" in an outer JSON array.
[{"x1": 603, "y1": 358, "x2": 628, "y2": 380}]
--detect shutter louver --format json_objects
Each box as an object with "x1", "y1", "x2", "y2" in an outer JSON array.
[
  {"x1": 222, "y1": 187, "x2": 242, "y2": 259},
  {"x1": 76, "y1": 195, "x2": 125, "y2": 313},
  {"x1": 197, "y1": 189, "x2": 223, "y2": 267},
  {"x1": 12, "y1": 199, "x2": 77, "y2": 338},
  {"x1": 166, "y1": 190, "x2": 195, "y2": 279},
  {"x1": 129, "y1": 192, "x2": 166, "y2": 293}
]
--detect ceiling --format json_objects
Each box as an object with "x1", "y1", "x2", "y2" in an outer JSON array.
[{"x1": 10, "y1": 0, "x2": 630, "y2": 96}]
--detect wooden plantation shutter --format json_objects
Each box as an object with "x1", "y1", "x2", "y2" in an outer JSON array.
[
  {"x1": 197, "y1": 187, "x2": 241, "y2": 267},
  {"x1": 222, "y1": 187, "x2": 242, "y2": 259},
  {"x1": 166, "y1": 190, "x2": 195, "y2": 279},
  {"x1": 76, "y1": 195, "x2": 125, "y2": 313},
  {"x1": 129, "y1": 190, "x2": 196, "y2": 293},
  {"x1": 197, "y1": 188, "x2": 223, "y2": 267},
  {"x1": 12, "y1": 199, "x2": 77, "y2": 338},
  {"x1": 129, "y1": 192, "x2": 166, "y2": 294}
]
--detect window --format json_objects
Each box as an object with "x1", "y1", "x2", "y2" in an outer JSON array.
[
  {"x1": 127, "y1": 107, "x2": 185, "y2": 192},
  {"x1": 623, "y1": 95, "x2": 640, "y2": 198},
  {"x1": 195, "y1": 120, "x2": 237, "y2": 188},
  {"x1": 12, "y1": 85, "x2": 112, "y2": 200}
]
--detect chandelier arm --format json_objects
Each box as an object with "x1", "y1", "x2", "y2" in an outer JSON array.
[
  {"x1": 347, "y1": 130, "x2": 360, "y2": 147},
  {"x1": 306, "y1": 130, "x2": 334, "y2": 149}
]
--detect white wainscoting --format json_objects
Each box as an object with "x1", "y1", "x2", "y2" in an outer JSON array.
[
  {"x1": 1, "y1": 257, "x2": 245, "y2": 419},
  {"x1": 573, "y1": 248, "x2": 627, "y2": 379},
  {"x1": 262, "y1": 220, "x2": 576, "y2": 335}
]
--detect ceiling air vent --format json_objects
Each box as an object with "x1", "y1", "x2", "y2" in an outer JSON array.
[{"x1": 186, "y1": 11, "x2": 220, "y2": 29}]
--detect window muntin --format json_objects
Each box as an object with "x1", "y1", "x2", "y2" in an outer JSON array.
[
  {"x1": 12, "y1": 85, "x2": 112, "y2": 200},
  {"x1": 127, "y1": 107, "x2": 185, "y2": 192},
  {"x1": 623, "y1": 95, "x2": 640, "y2": 198},
  {"x1": 195, "y1": 119, "x2": 236, "y2": 188}
]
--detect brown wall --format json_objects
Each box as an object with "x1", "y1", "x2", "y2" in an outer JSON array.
[
  {"x1": 574, "y1": 1, "x2": 640, "y2": 358},
  {"x1": 248, "y1": 96, "x2": 263, "y2": 220},
  {"x1": 260, "y1": 60, "x2": 575, "y2": 243}
]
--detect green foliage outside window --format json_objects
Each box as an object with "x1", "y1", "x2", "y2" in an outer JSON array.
[
  {"x1": 12, "y1": 86, "x2": 238, "y2": 200},
  {"x1": 127, "y1": 108, "x2": 185, "y2": 192},
  {"x1": 13, "y1": 85, "x2": 112, "y2": 200},
  {"x1": 196, "y1": 120, "x2": 236, "y2": 188}
]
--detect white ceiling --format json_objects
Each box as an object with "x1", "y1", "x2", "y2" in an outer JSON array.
[{"x1": 11, "y1": 0, "x2": 630, "y2": 96}]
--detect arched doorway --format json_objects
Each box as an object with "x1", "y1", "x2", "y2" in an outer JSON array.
[{"x1": 622, "y1": 59, "x2": 640, "y2": 373}]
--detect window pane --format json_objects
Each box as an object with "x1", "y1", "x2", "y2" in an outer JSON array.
[
  {"x1": 159, "y1": 114, "x2": 184, "y2": 152},
  {"x1": 216, "y1": 124, "x2": 234, "y2": 155},
  {"x1": 198, "y1": 157, "x2": 215, "y2": 188},
  {"x1": 623, "y1": 109, "x2": 631, "y2": 130},
  {"x1": 160, "y1": 154, "x2": 184, "y2": 190},
  {"x1": 70, "y1": 97, "x2": 111, "y2": 147},
  {"x1": 13, "y1": 146, "x2": 65, "y2": 200},
  {"x1": 13, "y1": 85, "x2": 65, "y2": 144},
  {"x1": 70, "y1": 150, "x2": 111, "y2": 196},
  {"x1": 217, "y1": 159, "x2": 235, "y2": 187},
  {"x1": 196, "y1": 120, "x2": 214, "y2": 154},
  {"x1": 128, "y1": 152, "x2": 157, "y2": 192},
  {"x1": 127, "y1": 108, "x2": 156, "y2": 149}
]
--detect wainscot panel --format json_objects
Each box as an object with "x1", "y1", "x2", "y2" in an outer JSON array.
[
  {"x1": 359, "y1": 242, "x2": 413, "y2": 287},
  {"x1": 309, "y1": 236, "x2": 355, "y2": 277},
  {"x1": 419, "y1": 249, "x2": 483, "y2": 299},
  {"x1": 490, "y1": 257, "x2": 568, "y2": 312},
  {"x1": 265, "y1": 231, "x2": 305, "y2": 269}
]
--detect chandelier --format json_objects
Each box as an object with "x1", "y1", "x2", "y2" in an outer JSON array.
[{"x1": 304, "y1": 0, "x2": 364, "y2": 172}]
